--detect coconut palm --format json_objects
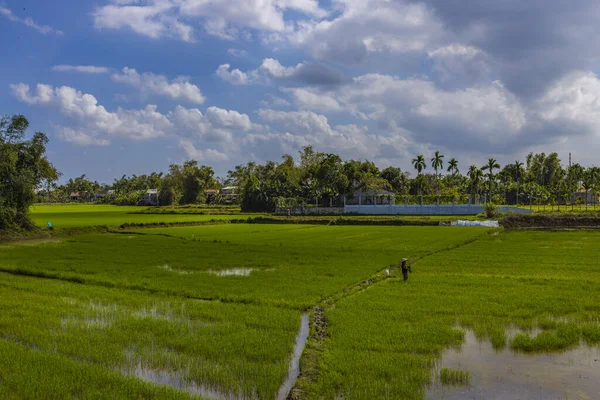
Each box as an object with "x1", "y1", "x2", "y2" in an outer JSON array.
[
  {"x1": 513, "y1": 161, "x2": 524, "y2": 205},
  {"x1": 467, "y1": 165, "x2": 483, "y2": 202},
  {"x1": 447, "y1": 158, "x2": 459, "y2": 176},
  {"x1": 482, "y1": 158, "x2": 501, "y2": 201},
  {"x1": 431, "y1": 151, "x2": 444, "y2": 179},
  {"x1": 412, "y1": 155, "x2": 426, "y2": 197}
]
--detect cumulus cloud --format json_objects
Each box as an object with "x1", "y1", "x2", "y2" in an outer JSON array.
[
  {"x1": 216, "y1": 58, "x2": 343, "y2": 86},
  {"x1": 253, "y1": 108, "x2": 417, "y2": 162},
  {"x1": 93, "y1": 0, "x2": 325, "y2": 40},
  {"x1": 0, "y1": 7, "x2": 64, "y2": 35},
  {"x1": 178, "y1": 140, "x2": 230, "y2": 162},
  {"x1": 10, "y1": 83, "x2": 256, "y2": 154},
  {"x1": 111, "y1": 67, "x2": 205, "y2": 104},
  {"x1": 216, "y1": 64, "x2": 252, "y2": 85},
  {"x1": 287, "y1": 0, "x2": 443, "y2": 63},
  {"x1": 413, "y1": 0, "x2": 600, "y2": 96},
  {"x1": 93, "y1": 0, "x2": 193, "y2": 42},
  {"x1": 53, "y1": 65, "x2": 111, "y2": 74},
  {"x1": 536, "y1": 71, "x2": 600, "y2": 134},
  {"x1": 10, "y1": 83, "x2": 171, "y2": 144}
]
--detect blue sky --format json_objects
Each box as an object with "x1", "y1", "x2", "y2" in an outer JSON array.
[{"x1": 3, "y1": 0, "x2": 600, "y2": 184}]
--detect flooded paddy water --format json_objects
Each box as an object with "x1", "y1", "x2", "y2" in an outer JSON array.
[
  {"x1": 123, "y1": 313, "x2": 310, "y2": 400},
  {"x1": 427, "y1": 328, "x2": 600, "y2": 400}
]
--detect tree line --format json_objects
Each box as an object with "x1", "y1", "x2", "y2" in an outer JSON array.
[
  {"x1": 3, "y1": 114, "x2": 599, "y2": 232},
  {"x1": 44, "y1": 146, "x2": 599, "y2": 213}
]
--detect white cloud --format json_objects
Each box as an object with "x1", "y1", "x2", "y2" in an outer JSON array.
[
  {"x1": 111, "y1": 67, "x2": 205, "y2": 104},
  {"x1": 57, "y1": 127, "x2": 111, "y2": 146},
  {"x1": 287, "y1": 0, "x2": 443, "y2": 63},
  {"x1": 427, "y1": 44, "x2": 492, "y2": 86},
  {"x1": 11, "y1": 83, "x2": 171, "y2": 145},
  {"x1": 216, "y1": 64, "x2": 252, "y2": 85},
  {"x1": 93, "y1": 1, "x2": 193, "y2": 42},
  {"x1": 179, "y1": 140, "x2": 229, "y2": 162},
  {"x1": 0, "y1": 7, "x2": 64, "y2": 35},
  {"x1": 53, "y1": 65, "x2": 111, "y2": 74},
  {"x1": 11, "y1": 82, "x2": 260, "y2": 158},
  {"x1": 537, "y1": 71, "x2": 600, "y2": 132},
  {"x1": 282, "y1": 87, "x2": 341, "y2": 111},
  {"x1": 217, "y1": 58, "x2": 343, "y2": 86},
  {"x1": 227, "y1": 48, "x2": 248, "y2": 58},
  {"x1": 93, "y1": 0, "x2": 325, "y2": 41},
  {"x1": 253, "y1": 108, "x2": 416, "y2": 161}
]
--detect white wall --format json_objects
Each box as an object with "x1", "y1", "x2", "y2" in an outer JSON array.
[{"x1": 344, "y1": 204, "x2": 533, "y2": 215}]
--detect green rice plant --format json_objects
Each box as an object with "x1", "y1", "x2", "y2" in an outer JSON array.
[
  {"x1": 0, "y1": 272, "x2": 300, "y2": 399},
  {"x1": 0, "y1": 339, "x2": 198, "y2": 400},
  {"x1": 581, "y1": 323, "x2": 600, "y2": 345},
  {"x1": 439, "y1": 368, "x2": 470, "y2": 386},
  {"x1": 29, "y1": 204, "x2": 265, "y2": 228},
  {"x1": 0, "y1": 225, "x2": 487, "y2": 309},
  {"x1": 299, "y1": 230, "x2": 600, "y2": 400}
]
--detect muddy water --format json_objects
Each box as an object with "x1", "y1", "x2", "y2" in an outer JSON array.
[
  {"x1": 207, "y1": 268, "x2": 255, "y2": 276},
  {"x1": 276, "y1": 313, "x2": 310, "y2": 400},
  {"x1": 125, "y1": 362, "x2": 242, "y2": 400},
  {"x1": 427, "y1": 329, "x2": 600, "y2": 400}
]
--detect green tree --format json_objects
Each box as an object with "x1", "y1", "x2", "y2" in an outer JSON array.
[
  {"x1": 412, "y1": 155, "x2": 426, "y2": 197},
  {"x1": 0, "y1": 115, "x2": 59, "y2": 230},
  {"x1": 380, "y1": 166, "x2": 408, "y2": 193},
  {"x1": 446, "y1": 158, "x2": 459, "y2": 176},
  {"x1": 481, "y1": 158, "x2": 500, "y2": 200},
  {"x1": 467, "y1": 165, "x2": 483, "y2": 202}
]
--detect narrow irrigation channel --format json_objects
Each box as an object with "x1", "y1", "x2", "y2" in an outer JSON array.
[
  {"x1": 277, "y1": 314, "x2": 311, "y2": 400},
  {"x1": 124, "y1": 313, "x2": 311, "y2": 400}
]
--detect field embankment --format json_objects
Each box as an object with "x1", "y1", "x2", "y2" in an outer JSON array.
[{"x1": 501, "y1": 213, "x2": 600, "y2": 229}]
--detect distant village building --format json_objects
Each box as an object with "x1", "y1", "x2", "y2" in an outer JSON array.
[
  {"x1": 219, "y1": 186, "x2": 238, "y2": 203},
  {"x1": 342, "y1": 189, "x2": 396, "y2": 206},
  {"x1": 573, "y1": 188, "x2": 598, "y2": 205},
  {"x1": 143, "y1": 189, "x2": 158, "y2": 205},
  {"x1": 70, "y1": 192, "x2": 81, "y2": 202}
]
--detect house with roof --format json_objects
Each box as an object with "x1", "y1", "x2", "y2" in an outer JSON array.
[
  {"x1": 342, "y1": 189, "x2": 396, "y2": 206},
  {"x1": 219, "y1": 186, "x2": 239, "y2": 203},
  {"x1": 143, "y1": 189, "x2": 158, "y2": 205},
  {"x1": 573, "y1": 188, "x2": 598, "y2": 205}
]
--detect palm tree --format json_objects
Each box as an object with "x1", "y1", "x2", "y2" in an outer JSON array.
[
  {"x1": 431, "y1": 151, "x2": 444, "y2": 179},
  {"x1": 513, "y1": 161, "x2": 524, "y2": 205},
  {"x1": 481, "y1": 158, "x2": 501, "y2": 201},
  {"x1": 431, "y1": 151, "x2": 444, "y2": 201},
  {"x1": 447, "y1": 158, "x2": 459, "y2": 177},
  {"x1": 412, "y1": 155, "x2": 426, "y2": 198},
  {"x1": 467, "y1": 165, "x2": 483, "y2": 203}
]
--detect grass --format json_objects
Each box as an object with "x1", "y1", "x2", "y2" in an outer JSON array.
[
  {"x1": 296, "y1": 230, "x2": 600, "y2": 400},
  {"x1": 3, "y1": 219, "x2": 600, "y2": 399},
  {"x1": 29, "y1": 204, "x2": 264, "y2": 228},
  {"x1": 0, "y1": 272, "x2": 300, "y2": 399},
  {"x1": 439, "y1": 368, "x2": 470, "y2": 386},
  {"x1": 0, "y1": 225, "x2": 486, "y2": 309},
  {"x1": 0, "y1": 339, "x2": 197, "y2": 400}
]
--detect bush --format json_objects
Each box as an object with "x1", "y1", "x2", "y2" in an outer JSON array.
[{"x1": 485, "y1": 203, "x2": 499, "y2": 218}]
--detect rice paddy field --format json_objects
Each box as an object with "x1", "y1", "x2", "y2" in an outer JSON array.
[
  {"x1": 2, "y1": 206, "x2": 600, "y2": 399},
  {"x1": 29, "y1": 204, "x2": 264, "y2": 228}
]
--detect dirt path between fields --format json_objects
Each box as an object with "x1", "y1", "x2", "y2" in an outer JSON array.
[{"x1": 287, "y1": 229, "x2": 493, "y2": 400}]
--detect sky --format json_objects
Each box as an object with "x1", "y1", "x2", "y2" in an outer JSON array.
[{"x1": 2, "y1": 0, "x2": 600, "y2": 184}]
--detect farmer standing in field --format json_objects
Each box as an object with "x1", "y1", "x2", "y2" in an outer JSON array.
[{"x1": 401, "y1": 258, "x2": 411, "y2": 282}]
